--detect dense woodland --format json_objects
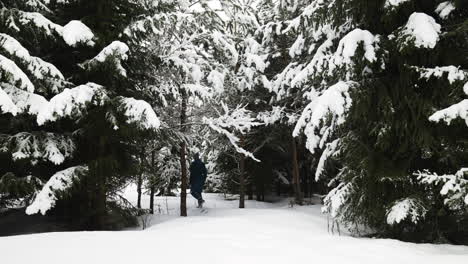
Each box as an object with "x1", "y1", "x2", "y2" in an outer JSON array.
[{"x1": 0, "y1": 0, "x2": 467, "y2": 244}]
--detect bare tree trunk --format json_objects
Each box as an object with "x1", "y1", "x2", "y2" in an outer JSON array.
[
  {"x1": 247, "y1": 181, "x2": 253, "y2": 200},
  {"x1": 137, "y1": 175, "x2": 142, "y2": 209},
  {"x1": 137, "y1": 148, "x2": 145, "y2": 209},
  {"x1": 291, "y1": 136, "x2": 303, "y2": 205},
  {"x1": 180, "y1": 89, "x2": 188, "y2": 217},
  {"x1": 239, "y1": 136, "x2": 246, "y2": 209},
  {"x1": 149, "y1": 150, "x2": 155, "y2": 214}
]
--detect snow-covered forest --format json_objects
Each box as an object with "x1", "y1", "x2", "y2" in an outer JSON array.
[{"x1": 0, "y1": 0, "x2": 467, "y2": 261}]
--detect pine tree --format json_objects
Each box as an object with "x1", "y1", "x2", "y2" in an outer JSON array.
[
  {"x1": 0, "y1": 0, "x2": 161, "y2": 229},
  {"x1": 271, "y1": 0, "x2": 468, "y2": 242}
]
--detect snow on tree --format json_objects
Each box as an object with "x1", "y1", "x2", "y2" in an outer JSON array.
[
  {"x1": 203, "y1": 103, "x2": 262, "y2": 161},
  {"x1": 0, "y1": 33, "x2": 64, "y2": 92},
  {"x1": 416, "y1": 169, "x2": 468, "y2": 209},
  {"x1": 429, "y1": 99, "x2": 468, "y2": 126},
  {"x1": 62, "y1": 20, "x2": 95, "y2": 47},
  {"x1": 293, "y1": 81, "x2": 354, "y2": 153},
  {"x1": 436, "y1": 1, "x2": 456, "y2": 19},
  {"x1": 36, "y1": 83, "x2": 108, "y2": 125},
  {"x1": 0, "y1": 54, "x2": 35, "y2": 92},
  {"x1": 26, "y1": 166, "x2": 88, "y2": 215},
  {"x1": 397, "y1": 13, "x2": 441, "y2": 50},
  {"x1": 0, "y1": 85, "x2": 18, "y2": 115},
  {"x1": 2, "y1": 83, "x2": 48, "y2": 115},
  {"x1": 0, "y1": 132, "x2": 75, "y2": 165},
  {"x1": 386, "y1": 198, "x2": 428, "y2": 225},
  {"x1": 81, "y1": 41, "x2": 129, "y2": 76},
  {"x1": 116, "y1": 97, "x2": 161, "y2": 130}
]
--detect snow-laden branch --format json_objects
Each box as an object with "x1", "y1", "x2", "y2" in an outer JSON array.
[
  {"x1": 2, "y1": 83, "x2": 48, "y2": 115},
  {"x1": 0, "y1": 132, "x2": 75, "y2": 165},
  {"x1": 294, "y1": 81, "x2": 355, "y2": 153},
  {"x1": 0, "y1": 86, "x2": 18, "y2": 115},
  {"x1": 203, "y1": 103, "x2": 262, "y2": 161},
  {"x1": 37, "y1": 82, "x2": 108, "y2": 125},
  {"x1": 116, "y1": 97, "x2": 161, "y2": 130},
  {"x1": 397, "y1": 13, "x2": 441, "y2": 50},
  {"x1": 81, "y1": 41, "x2": 129, "y2": 76},
  {"x1": 0, "y1": 54, "x2": 34, "y2": 92},
  {"x1": 26, "y1": 165, "x2": 88, "y2": 215},
  {"x1": 416, "y1": 168, "x2": 468, "y2": 208},
  {"x1": 429, "y1": 99, "x2": 468, "y2": 126},
  {"x1": 0, "y1": 33, "x2": 64, "y2": 86},
  {"x1": 1, "y1": 8, "x2": 94, "y2": 47},
  {"x1": 386, "y1": 198, "x2": 428, "y2": 225}
]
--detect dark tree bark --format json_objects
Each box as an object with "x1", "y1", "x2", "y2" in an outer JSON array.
[
  {"x1": 247, "y1": 181, "x2": 253, "y2": 200},
  {"x1": 137, "y1": 175, "x2": 142, "y2": 209},
  {"x1": 291, "y1": 136, "x2": 303, "y2": 205},
  {"x1": 239, "y1": 136, "x2": 246, "y2": 209},
  {"x1": 149, "y1": 150, "x2": 155, "y2": 214},
  {"x1": 179, "y1": 89, "x2": 188, "y2": 217},
  {"x1": 137, "y1": 148, "x2": 145, "y2": 209}
]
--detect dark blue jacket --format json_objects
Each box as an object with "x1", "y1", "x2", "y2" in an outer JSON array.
[{"x1": 189, "y1": 158, "x2": 207, "y2": 192}]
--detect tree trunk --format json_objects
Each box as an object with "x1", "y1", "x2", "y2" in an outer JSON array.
[
  {"x1": 149, "y1": 150, "x2": 155, "y2": 214},
  {"x1": 247, "y1": 182, "x2": 253, "y2": 200},
  {"x1": 291, "y1": 136, "x2": 303, "y2": 205},
  {"x1": 180, "y1": 89, "x2": 188, "y2": 217},
  {"x1": 137, "y1": 148, "x2": 145, "y2": 209},
  {"x1": 137, "y1": 175, "x2": 142, "y2": 209},
  {"x1": 239, "y1": 136, "x2": 246, "y2": 209}
]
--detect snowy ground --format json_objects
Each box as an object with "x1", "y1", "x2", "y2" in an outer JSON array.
[{"x1": 1, "y1": 185, "x2": 468, "y2": 264}]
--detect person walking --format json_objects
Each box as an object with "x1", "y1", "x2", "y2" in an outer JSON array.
[{"x1": 189, "y1": 153, "x2": 207, "y2": 208}]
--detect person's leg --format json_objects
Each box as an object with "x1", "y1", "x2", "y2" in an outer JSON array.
[{"x1": 191, "y1": 190, "x2": 201, "y2": 200}]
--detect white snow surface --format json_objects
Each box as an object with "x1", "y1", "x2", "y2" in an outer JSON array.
[
  {"x1": 62, "y1": 20, "x2": 95, "y2": 47},
  {"x1": 4, "y1": 185, "x2": 468, "y2": 264},
  {"x1": 400, "y1": 13, "x2": 441, "y2": 49}
]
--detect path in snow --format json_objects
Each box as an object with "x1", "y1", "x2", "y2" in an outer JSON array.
[{"x1": 1, "y1": 186, "x2": 467, "y2": 264}]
